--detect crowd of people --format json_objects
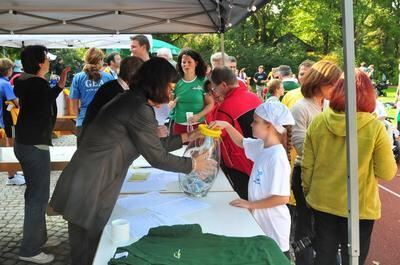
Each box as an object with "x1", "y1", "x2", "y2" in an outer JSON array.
[{"x1": 0, "y1": 34, "x2": 397, "y2": 265}]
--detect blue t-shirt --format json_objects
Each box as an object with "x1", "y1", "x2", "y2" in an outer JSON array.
[
  {"x1": 0, "y1": 76, "x2": 17, "y2": 128},
  {"x1": 69, "y1": 71, "x2": 113, "y2": 126}
]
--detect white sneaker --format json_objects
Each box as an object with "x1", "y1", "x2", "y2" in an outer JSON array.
[
  {"x1": 5, "y1": 174, "x2": 26, "y2": 185},
  {"x1": 43, "y1": 237, "x2": 62, "y2": 248},
  {"x1": 19, "y1": 252, "x2": 55, "y2": 264}
]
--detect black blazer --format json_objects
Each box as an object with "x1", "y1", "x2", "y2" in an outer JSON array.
[{"x1": 50, "y1": 89, "x2": 193, "y2": 231}]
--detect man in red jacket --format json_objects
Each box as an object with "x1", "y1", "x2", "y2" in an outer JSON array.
[{"x1": 210, "y1": 67, "x2": 262, "y2": 199}]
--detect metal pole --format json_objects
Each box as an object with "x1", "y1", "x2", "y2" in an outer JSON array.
[
  {"x1": 341, "y1": 1, "x2": 359, "y2": 265},
  {"x1": 220, "y1": 32, "x2": 225, "y2": 66}
]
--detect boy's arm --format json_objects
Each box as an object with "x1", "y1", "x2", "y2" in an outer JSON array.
[
  {"x1": 230, "y1": 195, "x2": 290, "y2": 210},
  {"x1": 208, "y1": 120, "x2": 243, "y2": 148}
]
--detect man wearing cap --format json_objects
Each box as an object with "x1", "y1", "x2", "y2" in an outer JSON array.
[
  {"x1": 210, "y1": 66, "x2": 262, "y2": 199},
  {"x1": 253, "y1": 65, "x2": 268, "y2": 99}
]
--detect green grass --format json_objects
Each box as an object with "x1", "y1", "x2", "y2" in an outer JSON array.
[{"x1": 378, "y1": 86, "x2": 397, "y2": 120}]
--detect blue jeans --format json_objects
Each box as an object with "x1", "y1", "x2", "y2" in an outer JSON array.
[{"x1": 14, "y1": 142, "x2": 50, "y2": 257}]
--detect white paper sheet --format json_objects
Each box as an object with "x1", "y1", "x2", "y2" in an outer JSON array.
[
  {"x1": 126, "y1": 211, "x2": 188, "y2": 239},
  {"x1": 117, "y1": 192, "x2": 179, "y2": 211},
  {"x1": 120, "y1": 168, "x2": 179, "y2": 193},
  {"x1": 149, "y1": 197, "x2": 210, "y2": 217}
]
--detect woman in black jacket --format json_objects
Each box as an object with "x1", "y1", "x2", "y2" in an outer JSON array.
[
  {"x1": 13, "y1": 45, "x2": 70, "y2": 264},
  {"x1": 50, "y1": 58, "x2": 216, "y2": 265}
]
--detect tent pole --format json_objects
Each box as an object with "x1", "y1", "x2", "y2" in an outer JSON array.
[
  {"x1": 341, "y1": 1, "x2": 359, "y2": 265},
  {"x1": 220, "y1": 32, "x2": 225, "y2": 66}
]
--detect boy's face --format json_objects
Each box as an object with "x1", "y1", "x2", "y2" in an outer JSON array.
[{"x1": 251, "y1": 114, "x2": 271, "y2": 139}]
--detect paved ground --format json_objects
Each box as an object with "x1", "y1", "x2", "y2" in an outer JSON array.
[
  {"x1": 0, "y1": 135, "x2": 75, "y2": 265},
  {"x1": 0, "y1": 135, "x2": 399, "y2": 265}
]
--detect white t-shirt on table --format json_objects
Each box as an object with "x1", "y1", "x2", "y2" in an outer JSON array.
[{"x1": 243, "y1": 138, "x2": 291, "y2": 252}]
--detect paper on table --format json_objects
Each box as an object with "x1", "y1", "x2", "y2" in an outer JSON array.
[
  {"x1": 126, "y1": 210, "x2": 188, "y2": 239},
  {"x1": 120, "y1": 169, "x2": 179, "y2": 193},
  {"x1": 128, "y1": 172, "x2": 150, "y2": 182},
  {"x1": 117, "y1": 192, "x2": 179, "y2": 211},
  {"x1": 149, "y1": 197, "x2": 210, "y2": 217}
]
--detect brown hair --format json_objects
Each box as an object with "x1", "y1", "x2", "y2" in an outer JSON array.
[
  {"x1": 267, "y1": 79, "x2": 282, "y2": 95},
  {"x1": 0, "y1": 58, "x2": 13, "y2": 76},
  {"x1": 276, "y1": 125, "x2": 293, "y2": 163},
  {"x1": 301, "y1": 60, "x2": 342, "y2": 98},
  {"x1": 83, "y1": 48, "x2": 105, "y2": 81}
]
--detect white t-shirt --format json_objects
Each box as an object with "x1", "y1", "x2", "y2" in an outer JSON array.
[
  {"x1": 374, "y1": 100, "x2": 387, "y2": 120},
  {"x1": 243, "y1": 138, "x2": 291, "y2": 252}
]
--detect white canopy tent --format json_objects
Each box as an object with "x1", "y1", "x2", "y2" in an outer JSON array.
[
  {"x1": 0, "y1": 0, "x2": 267, "y2": 34},
  {"x1": 0, "y1": 34, "x2": 152, "y2": 49},
  {"x1": 0, "y1": 1, "x2": 360, "y2": 264}
]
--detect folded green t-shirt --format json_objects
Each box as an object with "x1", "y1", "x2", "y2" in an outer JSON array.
[{"x1": 108, "y1": 224, "x2": 290, "y2": 265}]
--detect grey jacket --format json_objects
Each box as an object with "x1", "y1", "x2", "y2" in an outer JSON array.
[{"x1": 50, "y1": 90, "x2": 192, "y2": 232}]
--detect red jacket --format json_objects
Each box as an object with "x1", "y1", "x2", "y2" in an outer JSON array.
[{"x1": 216, "y1": 82, "x2": 262, "y2": 176}]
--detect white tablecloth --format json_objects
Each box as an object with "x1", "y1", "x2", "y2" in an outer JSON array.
[{"x1": 92, "y1": 192, "x2": 264, "y2": 265}]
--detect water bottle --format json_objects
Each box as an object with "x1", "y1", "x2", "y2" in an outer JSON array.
[{"x1": 49, "y1": 72, "x2": 60, "y2": 88}]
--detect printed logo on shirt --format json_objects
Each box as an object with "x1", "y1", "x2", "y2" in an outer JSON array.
[
  {"x1": 192, "y1": 85, "x2": 203, "y2": 91},
  {"x1": 173, "y1": 249, "x2": 181, "y2": 259},
  {"x1": 253, "y1": 168, "x2": 262, "y2": 185},
  {"x1": 85, "y1": 79, "x2": 105, "y2": 88}
]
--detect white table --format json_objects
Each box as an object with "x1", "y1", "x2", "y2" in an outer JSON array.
[
  {"x1": 120, "y1": 167, "x2": 233, "y2": 194},
  {"x1": 92, "y1": 192, "x2": 264, "y2": 265},
  {"x1": 122, "y1": 147, "x2": 233, "y2": 193}
]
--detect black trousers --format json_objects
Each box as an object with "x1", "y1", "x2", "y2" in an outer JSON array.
[
  {"x1": 14, "y1": 143, "x2": 50, "y2": 257},
  {"x1": 68, "y1": 222, "x2": 102, "y2": 265},
  {"x1": 291, "y1": 165, "x2": 314, "y2": 265},
  {"x1": 221, "y1": 165, "x2": 249, "y2": 200},
  {"x1": 313, "y1": 210, "x2": 374, "y2": 265}
]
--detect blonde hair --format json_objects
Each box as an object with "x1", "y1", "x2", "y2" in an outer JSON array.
[
  {"x1": 301, "y1": 60, "x2": 342, "y2": 98},
  {"x1": 0, "y1": 58, "x2": 13, "y2": 76},
  {"x1": 267, "y1": 79, "x2": 282, "y2": 95},
  {"x1": 83, "y1": 48, "x2": 105, "y2": 81}
]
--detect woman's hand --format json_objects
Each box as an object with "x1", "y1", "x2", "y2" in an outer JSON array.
[
  {"x1": 187, "y1": 128, "x2": 203, "y2": 142},
  {"x1": 193, "y1": 151, "x2": 218, "y2": 177},
  {"x1": 156, "y1": 125, "x2": 169, "y2": 138},
  {"x1": 168, "y1": 98, "x2": 178, "y2": 109},
  {"x1": 208, "y1": 120, "x2": 231, "y2": 130},
  {"x1": 58, "y1": 66, "x2": 71, "y2": 88},
  {"x1": 230, "y1": 198, "x2": 252, "y2": 209}
]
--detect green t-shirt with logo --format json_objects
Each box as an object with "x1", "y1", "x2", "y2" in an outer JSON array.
[
  {"x1": 173, "y1": 77, "x2": 206, "y2": 124},
  {"x1": 108, "y1": 224, "x2": 291, "y2": 265}
]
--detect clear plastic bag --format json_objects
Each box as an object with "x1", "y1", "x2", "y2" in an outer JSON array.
[{"x1": 179, "y1": 124, "x2": 221, "y2": 197}]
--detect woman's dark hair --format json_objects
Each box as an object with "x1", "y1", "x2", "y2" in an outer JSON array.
[
  {"x1": 176, "y1": 48, "x2": 207, "y2": 78},
  {"x1": 131, "y1": 57, "x2": 178, "y2": 104},
  {"x1": 20, "y1": 45, "x2": 48, "y2": 74},
  {"x1": 119, "y1": 56, "x2": 144, "y2": 84}
]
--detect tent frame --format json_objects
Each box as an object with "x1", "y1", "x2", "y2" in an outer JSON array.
[{"x1": 342, "y1": 1, "x2": 360, "y2": 264}]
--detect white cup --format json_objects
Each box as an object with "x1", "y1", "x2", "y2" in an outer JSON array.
[{"x1": 110, "y1": 219, "x2": 130, "y2": 246}]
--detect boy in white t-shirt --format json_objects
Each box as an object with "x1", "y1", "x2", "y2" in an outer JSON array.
[{"x1": 209, "y1": 102, "x2": 295, "y2": 255}]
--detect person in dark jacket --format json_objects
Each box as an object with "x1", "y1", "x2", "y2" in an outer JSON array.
[
  {"x1": 82, "y1": 56, "x2": 143, "y2": 129},
  {"x1": 13, "y1": 45, "x2": 70, "y2": 264},
  {"x1": 50, "y1": 58, "x2": 217, "y2": 265}
]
